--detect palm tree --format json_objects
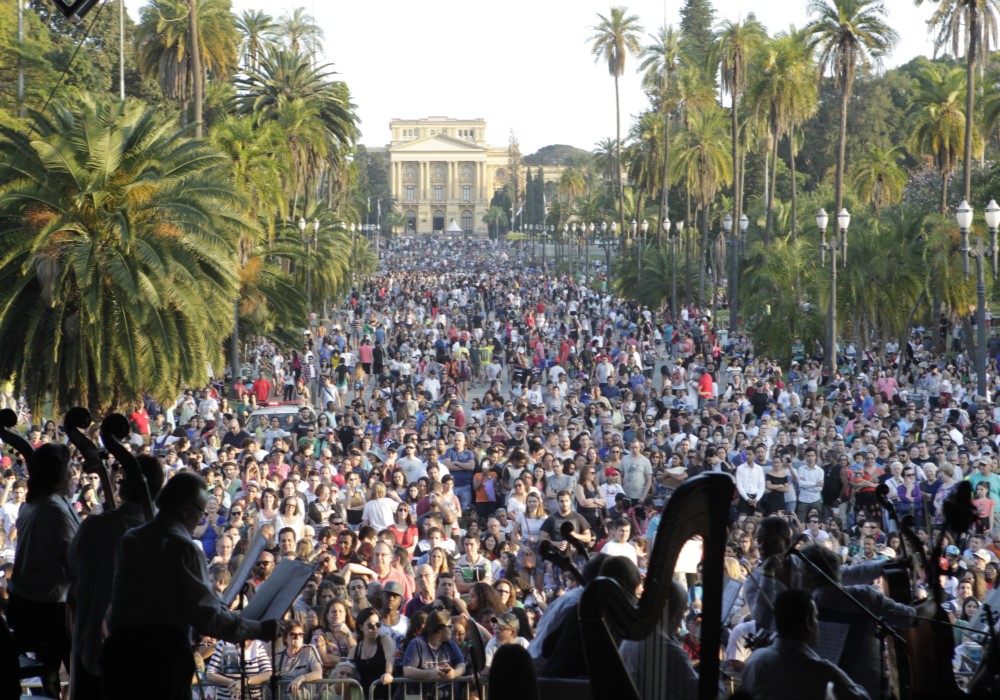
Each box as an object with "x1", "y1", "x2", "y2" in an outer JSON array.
[
  {"x1": 714, "y1": 18, "x2": 766, "y2": 252},
  {"x1": 277, "y1": 7, "x2": 324, "y2": 55},
  {"x1": 639, "y1": 24, "x2": 682, "y2": 239},
  {"x1": 483, "y1": 207, "x2": 509, "y2": 240},
  {"x1": 235, "y1": 9, "x2": 276, "y2": 71},
  {"x1": 745, "y1": 30, "x2": 818, "y2": 242},
  {"x1": 806, "y1": 0, "x2": 899, "y2": 214},
  {"x1": 907, "y1": 62, "x2": 970, "y2": 213},
  {"x1": 136, "y1": 0, "x2": 238, "y2": 135},
  {"x1": 590, "y1": 6, "x2": 644, "y2": 244},
  {"x1": 0, "y1": 97, "x2": 245, "y2": 411},
  {"x1": 919, "y1": 0, "x2": 1000, "y2": 201},
  {"x1": 850, "y1": 146, "x2": 908, "y2": 210},
  {"x1": 670, "y1": 104, "x2": 733, "y2": 305}
]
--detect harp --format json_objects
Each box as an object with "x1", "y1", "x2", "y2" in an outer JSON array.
[{"x1": 579, "y1": 472, "x2": 732, "y2": 700}]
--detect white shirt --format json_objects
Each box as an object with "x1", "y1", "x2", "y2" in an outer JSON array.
[
  {"x1": 796, "y1": 464, "x2": 824, "y2": 504},
  {"x1": 735, "y1": 463, "x2": 766, "y2": 501}
]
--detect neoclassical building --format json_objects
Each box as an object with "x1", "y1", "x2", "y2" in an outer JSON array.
[{"x1": 384, "y1": 117, "x2": 563, "y2": 235}]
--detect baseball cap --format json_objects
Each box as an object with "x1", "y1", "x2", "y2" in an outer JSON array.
[
  {"x1": 945, "y1": 545, "x2": 960, "y2": 556},
  {"x1": 974, "y1": 549, "x2": 992, "y2": 562},
  {"x1": 491, "y1": 612, "x2": 520, "y2": 632},
  {"x1": 605, "y1": 468, "x2": 619, "y2": 477},
  {"x1": 383, "y1": 581, "x2": 405, "y2": 597}
]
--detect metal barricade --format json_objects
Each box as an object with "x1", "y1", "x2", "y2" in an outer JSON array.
[
  {"x1": 195, "y1": 678, "x2": 365, "y2": 700},
  {"x1": 368, "y1": 675, "x2": 476, "y2": 700}
]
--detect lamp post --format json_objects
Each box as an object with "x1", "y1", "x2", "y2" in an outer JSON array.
[
  {"x1": 610, "y1": 221, "x2": 618, "y2": 279},
  {"x1": 958, "y1": 200, "x2": 1000, "y2": 401},
  {"x1": 735, "y1": 214, "x2": 748, "y2": 331},
  {"x1": 723, "y1": 213, "x2": 734, "y2": 333},
  {"x1": 541, "y1": 225, "x2": 547, "y2": 271},
  {"x1": 586, "y1": 222, "x2": 594, "y2": 287},
  {"x1": 349, "y1": 222, "x2": 357, "y2": 290},
  {"x1": 637, "y1": 219, "x2": 649, "y2": 281},
  {"x1": 298, "y1": 217, "x2": 311, "y2": 323},
  {"x1": 664, "y1": 218, "x2": 676, "y2": 319},
  {"x1": 311, "y1": 217, "x2": 319, "y2": 320},
  {"x1": 817, "y1": 208, "x2": 850, "y2": 382}
]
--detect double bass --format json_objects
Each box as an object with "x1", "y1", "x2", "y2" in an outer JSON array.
[{"x1": 64, "y1": 407, "x2": 116, "y2": 513}]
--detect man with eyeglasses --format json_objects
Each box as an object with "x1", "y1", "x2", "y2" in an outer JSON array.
[
  {"x1": 102, "y1": 472, "x2": 279, "y2": 700},
  {"x1": 404, "y1": 565, "x2": 438, "y2": 616}
]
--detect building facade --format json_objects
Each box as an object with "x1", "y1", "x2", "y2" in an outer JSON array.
[{"x1": 385, "y1": 117, "x2": 563, "y2": 235}]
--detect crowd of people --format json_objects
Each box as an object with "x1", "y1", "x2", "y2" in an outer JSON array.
[{"x1": 3, "y1": 236, "x2": 1000, "y2": 699}]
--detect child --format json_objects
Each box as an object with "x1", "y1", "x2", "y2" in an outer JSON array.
[{"x1": 973, "y1": 482, "x2": 995, "y2": 534}]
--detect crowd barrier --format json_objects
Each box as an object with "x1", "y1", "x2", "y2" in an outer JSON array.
[
  {"x1": 196, "y1": 677, "x2": 365, "y2": 699},
  {"x1": 368, "y1": 675, "x2": 477, "y2": 700}
]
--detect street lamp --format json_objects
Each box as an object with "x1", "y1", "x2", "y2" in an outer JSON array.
[
  {"x1": 958, "y1": 199, "x2": 973, "y2": 279},
  {"x1": 638, "y1": 219, "x2": 649, "y2": 280},
  {"x1": 986, "y1": 199, "x2": 1000, "y2": 278},
  {"x1": 586, "y1": 222, "x2": 595, "y2": 287},
  {"x1": 311, "y1": 217, "x2": 319, "y2": 320},
  {"x1": 664, "y1": 218, "x2": 676, "y2": 318},
  {"x1": 733, "y1": 214, "x2": 748, "y2": 332},
  {"x1": 817, "y1": 207, "x2": 850, "y2": 382},
  {"x1": 298, "y1": 217, "x2": 311, "y2": 323},
  {"x1": 723, "y1": 213, "x2": 734, "y2": 333},
  {"x1": 957, "y1": 200, "x2": 999, "y2": 401},
  {"x1": 349, "y1": 222, "x2": 357, "y2": 290}
]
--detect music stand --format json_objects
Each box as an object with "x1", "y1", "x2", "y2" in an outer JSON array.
[
  {"x1": 241, "y1": 559, "x2": 317, "y2": 700},
  {"x1": 222, "y1": 530, "x2": 268, "y2": 608}
]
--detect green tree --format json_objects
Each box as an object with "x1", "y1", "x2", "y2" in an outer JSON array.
[
  {"x1": 590, "y1": 6, "x2": 644, "y2": 243},
  {"x1": 850, "y1": 146, "x2": 908, "y2": 210},
  {"x1": 906, "y1": 62, "x2": 970, "y2": 212},
  {"x1": 277, "y1": 7, "x2": 324, "y2": 55},
  {"x1": 918, "y1": 0, "x2": 1000, "y2": 201},
  {"x1": 679, "y1": 0, "x2": 717, "y2": 69},
  {"x1": 670, "y1": 103, "x2": 733, "y2": 305},
  {"x1": 136, "y1": 0, "x2": 239, "y2": 133},
  {"x1": 806, "y1": 0, "x2": 899, "y2": 214},
  {"x1": 235, "y1": 9, "x2": 276, "y2": 71},
  {"x1": 714, "y1": 17, "x2": 766, "y2": 250},
  {"x1": 639, "y1": 24, "x2": 682, "y2": 238},
  {"x1": 745, "y1": 30, "x2": 818, "y2": 242},
  {"x1": 0, "y1": 97, "x2": 244, "y2": 411}
]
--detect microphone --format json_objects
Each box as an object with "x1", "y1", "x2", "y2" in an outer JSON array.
[{"x1": 875, "y1": 482, "x2": 890, "y2": 499}]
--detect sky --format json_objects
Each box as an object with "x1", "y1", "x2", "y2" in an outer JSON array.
[{"x1": 131, "y1": 0, "x2": 943, "y2": 154}]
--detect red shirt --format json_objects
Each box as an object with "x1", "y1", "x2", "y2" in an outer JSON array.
[
  {"x1": 130, "y1": 408, "x2": 150, "y2": 435},
  {"x1": 251, "y1": 378, "x2": 272, "y2": 403},
  {"x1": 698, "y1": 373, "x2": 713, "y2": 399}
]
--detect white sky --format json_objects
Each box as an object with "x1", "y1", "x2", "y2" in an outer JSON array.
[{"x1": 130, "y1": 0, "x2": 942, "y2": 153}]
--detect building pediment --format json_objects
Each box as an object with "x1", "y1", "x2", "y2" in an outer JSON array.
[{"x1": 389, "y1": 133, "x2": 489, "y2": 154}]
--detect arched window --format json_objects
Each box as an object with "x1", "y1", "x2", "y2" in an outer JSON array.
[{"x1": 461, "y1": 211, "x2": 473, "y2": 233}]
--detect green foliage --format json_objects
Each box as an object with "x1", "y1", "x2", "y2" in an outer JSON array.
[
  {"x1": 0, "y1": 96, "x2": 243, "y2": 410},
  {"x1": 523, "y1": 144, "x2": 592, "y2": 166},
  {"x1": 678, "y1": 0, "x2": 717, "y2": 70}
]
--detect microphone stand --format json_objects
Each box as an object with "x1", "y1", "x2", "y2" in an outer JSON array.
[{"x1": 790, "y1": 548, "x2": 905, "y2": 700}]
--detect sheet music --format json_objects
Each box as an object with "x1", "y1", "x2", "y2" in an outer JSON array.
[
  {"x1": 221, "y1": 530, "x2": 268, "y2": 607},
  {"x1": 241, "y1": 559, "x2": 314, "y2": 622},
  {"x1": 721, "y1": 576, "x2": 743, "y2": 622},
  {"x1": 970, "y1": 586, "x2": 1000, "y2": 632},
  {"x1": 814, "y1": 621, "x2": 850, "y2": 664}
]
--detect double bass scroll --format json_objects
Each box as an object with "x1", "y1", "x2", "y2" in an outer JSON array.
[
  {"x1": 64, "y1": 407, "x2": 116, "y2": 513},
  {"x1": 99, "y1": 414, "x2": 154, "y2": 522}
]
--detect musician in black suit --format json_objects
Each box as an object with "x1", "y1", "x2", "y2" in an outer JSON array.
[
  {"x1": 68, "y1": 455, "x2": 165, "y2": 699},
  {"x1": 101, "y1": 472, "x2": 278, "y2": 700}
]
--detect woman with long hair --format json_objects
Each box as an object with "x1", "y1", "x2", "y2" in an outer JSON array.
[
  {"x1": 256, "y1": 488, "x2": 279, "y2": 528},
  {"x1": 388, "y1": 503, "x2": 419, "y2": 558},
  {"x1": 313, "y1": 598, "x2": 357, "y2": 672},
  {"x1": 343, "y1": 472, "x2": 367, "y2": 529},
  {"x1": 514, "y1": 492, "x2": 546, "y2": 551},
  {"x1": 574, "y1": 466, "x2": 605, "y2": 537},
  {"x1": 350, "y1": 607, "x2": 395, "y2": 699},
  {"x1": 274, "y1": 496, "x2": 305, "y2": 541},
  {"x1": 467, "y1": 581, "x2": 504, "y2": 618},
  {"x1": 426, "y1": 547, "x2": 454, "y2": 576}
]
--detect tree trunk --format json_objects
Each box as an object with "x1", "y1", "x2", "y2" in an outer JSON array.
[
  {"x1": 790, "y1": 127, "x2": 799, "y2": 244},
  {"x1": 660, "y1": 106, "x2": 671, "y2": 245},
  {"x1": 764, "y1": 125, "x2": 779, "y2": 244},
  {"x1": 615, "y1": 75, "x2": 626, "y2": 247},
  {"x1": 189, "y1": 0, "x2": 203, "y2": 139},
  {"x1": 699, "y1": 202, "x2": 710, "y2": 307},
  {"x1": 231, "y1": 300, "x2": 240, "y2": 386},
  {"x1": 836, "y1": 80, "x2": 850, "y2": 214},
  {"x1": 965, "y1": 7, "x2": 979, "y2": 202},
  {"x1": 940, "y1": 169, "x2": 950, "y2": 215},
  {"x1": 685, "y1": 189, "x2": 692, "y2": 307}
]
